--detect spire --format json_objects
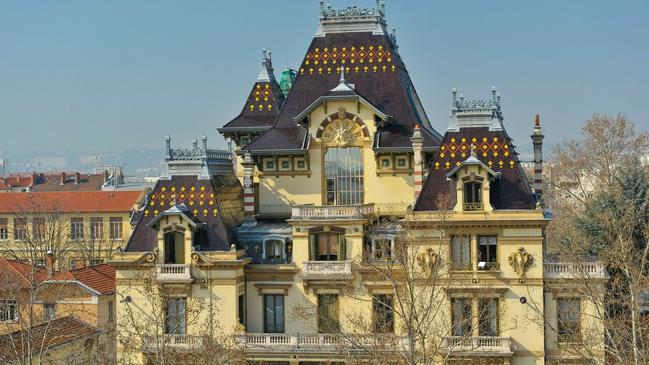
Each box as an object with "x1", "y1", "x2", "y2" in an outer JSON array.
[
  {"x1": 257, "y1": 48, "x2": 275, "y2": 82},
  {"x1": 330, "y1": 67, "x2": 355, "y2": 92}
]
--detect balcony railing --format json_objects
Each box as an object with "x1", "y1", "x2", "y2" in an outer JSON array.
[
  {"x1": 544, "y1": 262, "x2": 608, "y2": 279},
  {"x1": 291, "y1": 204, "x2": 374, "y2": 220},
  {"x1": 463, "y1": 202, "x2": 483, "y2": 211},
  {"x1": 302, "y1": 261, "x2": 352, "y2": 280},
  {"x1": 236, "y1": 333, "x2": 409, "y2": 353},
  {"x1": 156, "y1": 264, "x2": 193, "y2": 283},
  {"x1": 441, "y1": 336, "x2": 513, "y2": 356},
  {"x1": 142, "y1": 334, "x2": 203, "y2": 352}
]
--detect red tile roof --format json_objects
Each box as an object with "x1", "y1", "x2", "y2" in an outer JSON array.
[
  {"x1": 51, "y1": 264, "x2": 115, "y2": 295},
  {"x1": 0, "y1": 175, "x2": 34, "y2": 190},
  {"x1": 0, "y1": 258, "x2": 50, "y2": 287},
  {"x1": 0, "y1": 190, "x2": 144, "y2": 214},
  {"x1": 0, "y1": 316, "x2": 99, "y2": 362}
]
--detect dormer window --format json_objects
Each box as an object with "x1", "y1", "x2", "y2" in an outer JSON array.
[
  {"x1": 464, "y1": 182, "x2": 483, "y2": 211},
  {"x1": 262, "y1": 236, "x2": 288, "y2": 263},
  {"x1": 164, "y1": 232, "x2": 185, "y2": 264}
]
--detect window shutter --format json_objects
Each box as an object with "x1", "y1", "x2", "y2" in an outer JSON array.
[
  {"x1": 309, "y1": 235, "x2": 316, "y2": 261},
  {"x1": 338, "y1": 235, "x2": 346, "y2": 261}
]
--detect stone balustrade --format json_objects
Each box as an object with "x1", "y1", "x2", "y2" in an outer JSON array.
[
  {"x1": 156, "y1": 264, "x2": 193, "y2": 283},
  {"x1": 291, "y1": 204, "x2": 374, "y2": 220},
  {"x1": 544, "y1": 262, "x2": 608, "y2": 279},
  {"x1": 302, "y1": 261, "x2": 352, "y2": 280},
  {"x1": 236, "y1": 333, "x2": 410, "y2": 353},
  {"x1": 441, "y1": 336, "x2": 513, "y2": 356}
]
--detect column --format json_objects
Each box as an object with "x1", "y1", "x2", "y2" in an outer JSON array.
[
  {"x1": 242, "y1": 152, "x2": 257, "y2": 227},
  {"x1": 411, "y1": 125, "x2": 424, "y2": 203}
]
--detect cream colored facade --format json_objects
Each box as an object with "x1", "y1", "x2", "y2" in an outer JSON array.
[{"x1": 112, "y1": 4, "x2": 606, "y2": 365}]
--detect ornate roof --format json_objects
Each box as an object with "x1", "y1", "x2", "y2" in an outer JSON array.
[
  {"x1": 414, "y1": 92, "x2": 536, "y2": 211},
  {"x1": 219, "y1": 50, "x2": 285, "y2": 133},
  {"x1": 239, "y1": 3, "x2": 441, "y2": 154},
  {"x1": 125, "y1": 175, "x2": 243, "y2": 252}
]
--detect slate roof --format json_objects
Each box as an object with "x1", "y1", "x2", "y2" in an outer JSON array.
[
  {"x1": 0, "y1": 191, "x2": 144, "y2": 214},
  {"x1": 0, "y1": 316, "x2": 99, "y2": 362},
  {"x1": 243, "y1": 27, "x2": 441, "y2": 153},
  {"x1": 220, "y1": 52, "x2": 285, "y2": 133},
  {"x1": 414, "y1": 127, "x2": 536, "y2": 211},
  {"x1": 125, "y1": 175, "x2": 243, "y2": 252}
]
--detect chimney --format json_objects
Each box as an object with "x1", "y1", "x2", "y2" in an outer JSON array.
[
  {"x1": 75, "y1": 172, "x2": 81, "y2": 184},
  {"x1": 411, "y1": 125, "x2": 425, "y2": 203},
  {"x1": 46, "y1": 249, "x2": 54, "y2": 277},
  {"x1": 31, "y1": 172, "x2": 37, "y2": 187},
  {"x1": 103, "y1": 170, "x2": 110, "y2": 184},
  {"x1": 531, "y1": 114, "x2": 545, "y2": 204},
  {"x1": 59, "y1": 172, "x2": 66, "y2": 185},
  {"x1": 241, "y1": 152, "x2": 257, "y2": 227}
]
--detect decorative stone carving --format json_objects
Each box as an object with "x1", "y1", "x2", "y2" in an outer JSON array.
[
  {"x1": 417, "y1": 248, "x2": 439, "y2": 277},
  {"x1": 144, "y1": 251, "x2": 157, "y2": 263},
  {"x1": 508, "y1": 247, "x2": 533, "y2": 277},
  {"x1": 321, "y1": 117, "x2": 360, "y2": 147}
]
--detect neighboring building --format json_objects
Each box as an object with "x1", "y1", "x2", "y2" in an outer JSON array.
[
  {"x1": 0, "y1": 258, "x2": 115, "y2": 363},
  {"x1": 112, "y1": 3, "x2": 606, "y2": 365},
  {"x1": 0, "y1": 169, "x2": 135, "y2": 193},
  {"x1": 0, "y1": 189, "x2": 147, "y2": 267},
  {"x1": 0, "y1": 316, "x2": 100, "y2": 365}
]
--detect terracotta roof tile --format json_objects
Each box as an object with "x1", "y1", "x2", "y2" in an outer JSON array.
[
  {"x1": 0, "y1": 316, "x2": 98, "y2": 361},
  {"x1": 68, "y1": 264, "x2": 115, "y2": 295},
  {"x1": 0, "y1": 191, "x2": 144, "y2": 214}
]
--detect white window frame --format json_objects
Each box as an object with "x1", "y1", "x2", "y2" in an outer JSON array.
[{"x1": 262, "y1": 235, "x2": 287, "y2": 261}]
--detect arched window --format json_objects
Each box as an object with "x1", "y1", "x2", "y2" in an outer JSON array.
[
  {"x1": 463, "y1": 181, "x2": 483, "y2": 211},
  {"x1": 324, "y1": 147, "x2": 364, "y2": 205}
]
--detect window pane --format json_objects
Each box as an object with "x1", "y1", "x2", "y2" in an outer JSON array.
[
  {"x1": 452, "y1": 298, "x2": 472, "y2": 336},
  {"x1": 318, "y1": 295, "x2": 340, "y2": 333},
  {"x1": 479, "y1": 299, "x2": 498, "y2": 336},
  {"x1": 324, "y1": 147, "x2": 364, "y2": 206},
  {"x1": 373, "y1": 295, "x2": 394, "y2": 333},
  {"x1": 451, "y1": 236, "x2": 471, "y2": 270}
]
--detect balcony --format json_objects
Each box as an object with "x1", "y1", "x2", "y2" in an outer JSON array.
[
  {"x1": 235, "y1": 333, "x2": 409, "y2": 354},
  {"x1": 156, "y1": 264, "x2": 193, "y2": 283},
  {"x1": 302, "y1": 261, "x2": 353, "y2": 281},
  {"x1": 463, "y1": 202, "x2": 483, "y2": 211},
  {"x1": 291, "y1": 204, "x2": 374, "y2": 220},
  {"x1": 441, "y1": 336, "x2": 514, "y2": 356},
  {"x1": 302, "y1": 261, "x2": 352, "y2": 280},
  {"x1": 142, "y1": 334, "x2": 203, "y2": 352},
  {"x1": 544, "y1": 262, "x2": 608, "y2": 279}
]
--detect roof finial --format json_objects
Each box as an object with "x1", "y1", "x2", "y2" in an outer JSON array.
[
  {"x1": 339, "y1": 67, "x2": 346, "y2": 84},
  {"x1": 470, "y1": 143, "x2": 477, "y2": 156},
  {"x1": 320, "y1": 0, "x2": 325, "y2": 17}
]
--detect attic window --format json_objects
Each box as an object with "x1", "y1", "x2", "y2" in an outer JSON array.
[{"x1": 463, "y1": 182, "x2": 482, "y2": 211}]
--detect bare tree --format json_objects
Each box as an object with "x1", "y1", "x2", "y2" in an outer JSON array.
[
  {"x1": 543, "y1": 114, "x2": 649, "y2": 365},
  {"x1": 116, "y1": 269, "x2": 245, "y2": 365}
]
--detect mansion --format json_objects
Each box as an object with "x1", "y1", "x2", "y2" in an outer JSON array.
[{"x1": 112, "y1": 3, "x2": 606, "y2": 365}]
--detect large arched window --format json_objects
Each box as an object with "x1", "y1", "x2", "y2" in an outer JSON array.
[{"x1": 324, "y1": 147, "x2": 364, "y2": 205}]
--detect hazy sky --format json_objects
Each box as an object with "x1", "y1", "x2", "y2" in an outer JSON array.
[{"x1": 1, "y1": 0, "x2": 648, "y2": 158}]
